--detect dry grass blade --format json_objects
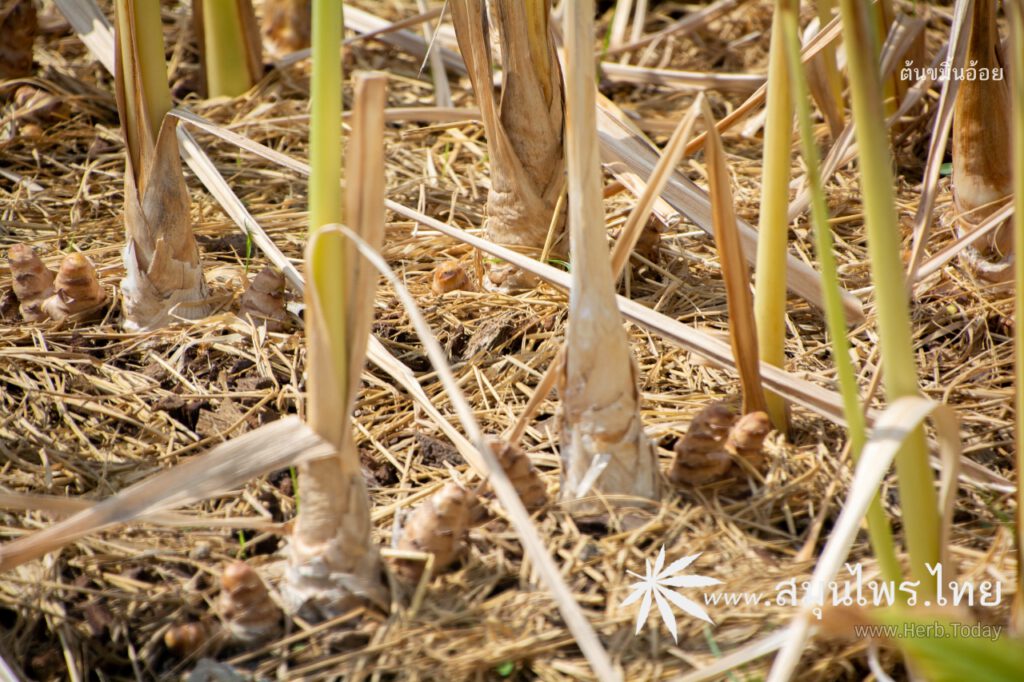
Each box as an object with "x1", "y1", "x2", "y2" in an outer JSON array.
[
  {"x1": 0, "y1": 492, "x2": 282, "y2": 530},
  {"x1": 559, "y1": 0, "x2": 658, "y2": 513},
  {"x1": 338, "y1": 226, "x2": 620, "y2": 682},
  {"x1": 345, "y1": 5, "x2": 466, "y2": 75},
  {"x1": 415, "y1": 0, "x2": 451, "y2": 107},
  {"x1": 766, "y1": 398, "x2": 962, "y2": 681},
  {"x1": 598, "y1": 62, "x2": 764, "y2": 93},
  {"x1": 681, "y1": 13, "x2": 843, "y2": 156},
  {"x1": 51, "y1": 0, "x2": 114, "y2": 72},
  {"x1": 0, "y1": 417, "x2": 331, "y2": 572},
  {"x1": 700, "y1": 99, "x2": 765, "y2": 415},
  {"x1": 449, "y1": 0, "x2": 565, "y2": 290}
]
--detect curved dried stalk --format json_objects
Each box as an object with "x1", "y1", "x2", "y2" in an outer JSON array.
[
  {"x1": 450, "y1": 0, "x2": 565, "y2": 290},
  {"x1": 952, "y1": 0, "x2": 1013, "y2": 281},
  {"x1": 559, "y1": 0, "x2": 658, "y2": 515},
  {"x1": 115, "y1": 0, "x2": 210, "y2": 331}
]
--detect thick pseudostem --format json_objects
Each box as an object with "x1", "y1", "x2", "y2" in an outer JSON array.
[
  {"x1": 952, "y1": 0, "x2": 1013, "y2": 281},
  {"x1": 283, "y1": 280, "x2": 387, "y2": 618},
  {"x1": 393, "y1": 481, "x2": 478, "y2": 583},
  {"x1": 668, "y1": 402, "x2": 772, "y2": 486},
  {"x1": 115, "y1": 1, "x2": 210, "y2": 331},
  {"x1": 450, "y1": 0, "x2": 566, "y2": 291},
  {"x1": 558, "y1": 0, "x2": 659, "y2": 517},
  {"x1": 283, "y1": 73, "x2": 390, "y2": 621}
]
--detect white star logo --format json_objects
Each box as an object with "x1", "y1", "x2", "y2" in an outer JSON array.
[{"x1": 621, "y1": 546, "x2": 722, "y2": 642}]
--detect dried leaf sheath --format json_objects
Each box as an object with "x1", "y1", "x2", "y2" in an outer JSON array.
[
  {"x1": 559, "y1": 0, "x2": 658, "y2": 513},
  {"x1": 952, "y1": 0, "x2": 1013, "y2": 279},
  {"x1": 450, "y1": 0, "x2": 565, "y2": 290},
  {"x1": 114, "y1": 1, "x2": 209, "y2": 331}
]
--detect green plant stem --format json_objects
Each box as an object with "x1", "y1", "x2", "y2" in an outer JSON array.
[
  {"x1": 754, "y1": 5, "x2": 794, "y2": 431},
  {"x1": 308, "y1": 0, "x2": 347, "y2": 413},
  {"x1": 839, "y1": 0, "x2": 939, "y2": 594},
  {"x1": 1008, "y1": 0, "x2": 1024, "y2": 634},
  {"x1": 115, "y1": 0, "x2": 172, "y2": 146},
  {"x1": 779, "y1": 2, "x2": 899, "y2": 584},
  {"x1": 202, "y1": 0, "x2": 252, "y2": 98}
]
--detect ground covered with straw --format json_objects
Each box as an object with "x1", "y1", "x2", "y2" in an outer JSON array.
[{"x1": 0, "y1": 0, "x2": 1017, "y2": 680}]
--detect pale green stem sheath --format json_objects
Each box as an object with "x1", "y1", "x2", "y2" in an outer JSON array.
[
  {"x1": 115, "y1": 0, "x2": 171, "y2": 156},
  {"x1": 754, "y1": 6, "x2": 794, "y2": 432},
  {"x1": 308, "y1": 0, "x2": 346, "y2": 411},
  {"x1": 780, "y1": 3, "x2": 899, "y2": 584},
  {"x1": 202, "y1": 1, "x2": 252, "y2": 98},
  {"x1": 1008, "y1": 0, "x2": 1024, "y2": 634},
  {"x1": 839, "y1": 0, "x2": 939, "y2": 594}
]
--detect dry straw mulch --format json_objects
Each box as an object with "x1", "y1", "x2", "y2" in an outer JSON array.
[{"x1": 0, "y1": 1, "x2": 1018, "y2": 680}]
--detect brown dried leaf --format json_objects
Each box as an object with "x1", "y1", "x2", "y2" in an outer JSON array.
[{"x1": 701, "y1": 98, "x2": 767, "y2": 415}]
